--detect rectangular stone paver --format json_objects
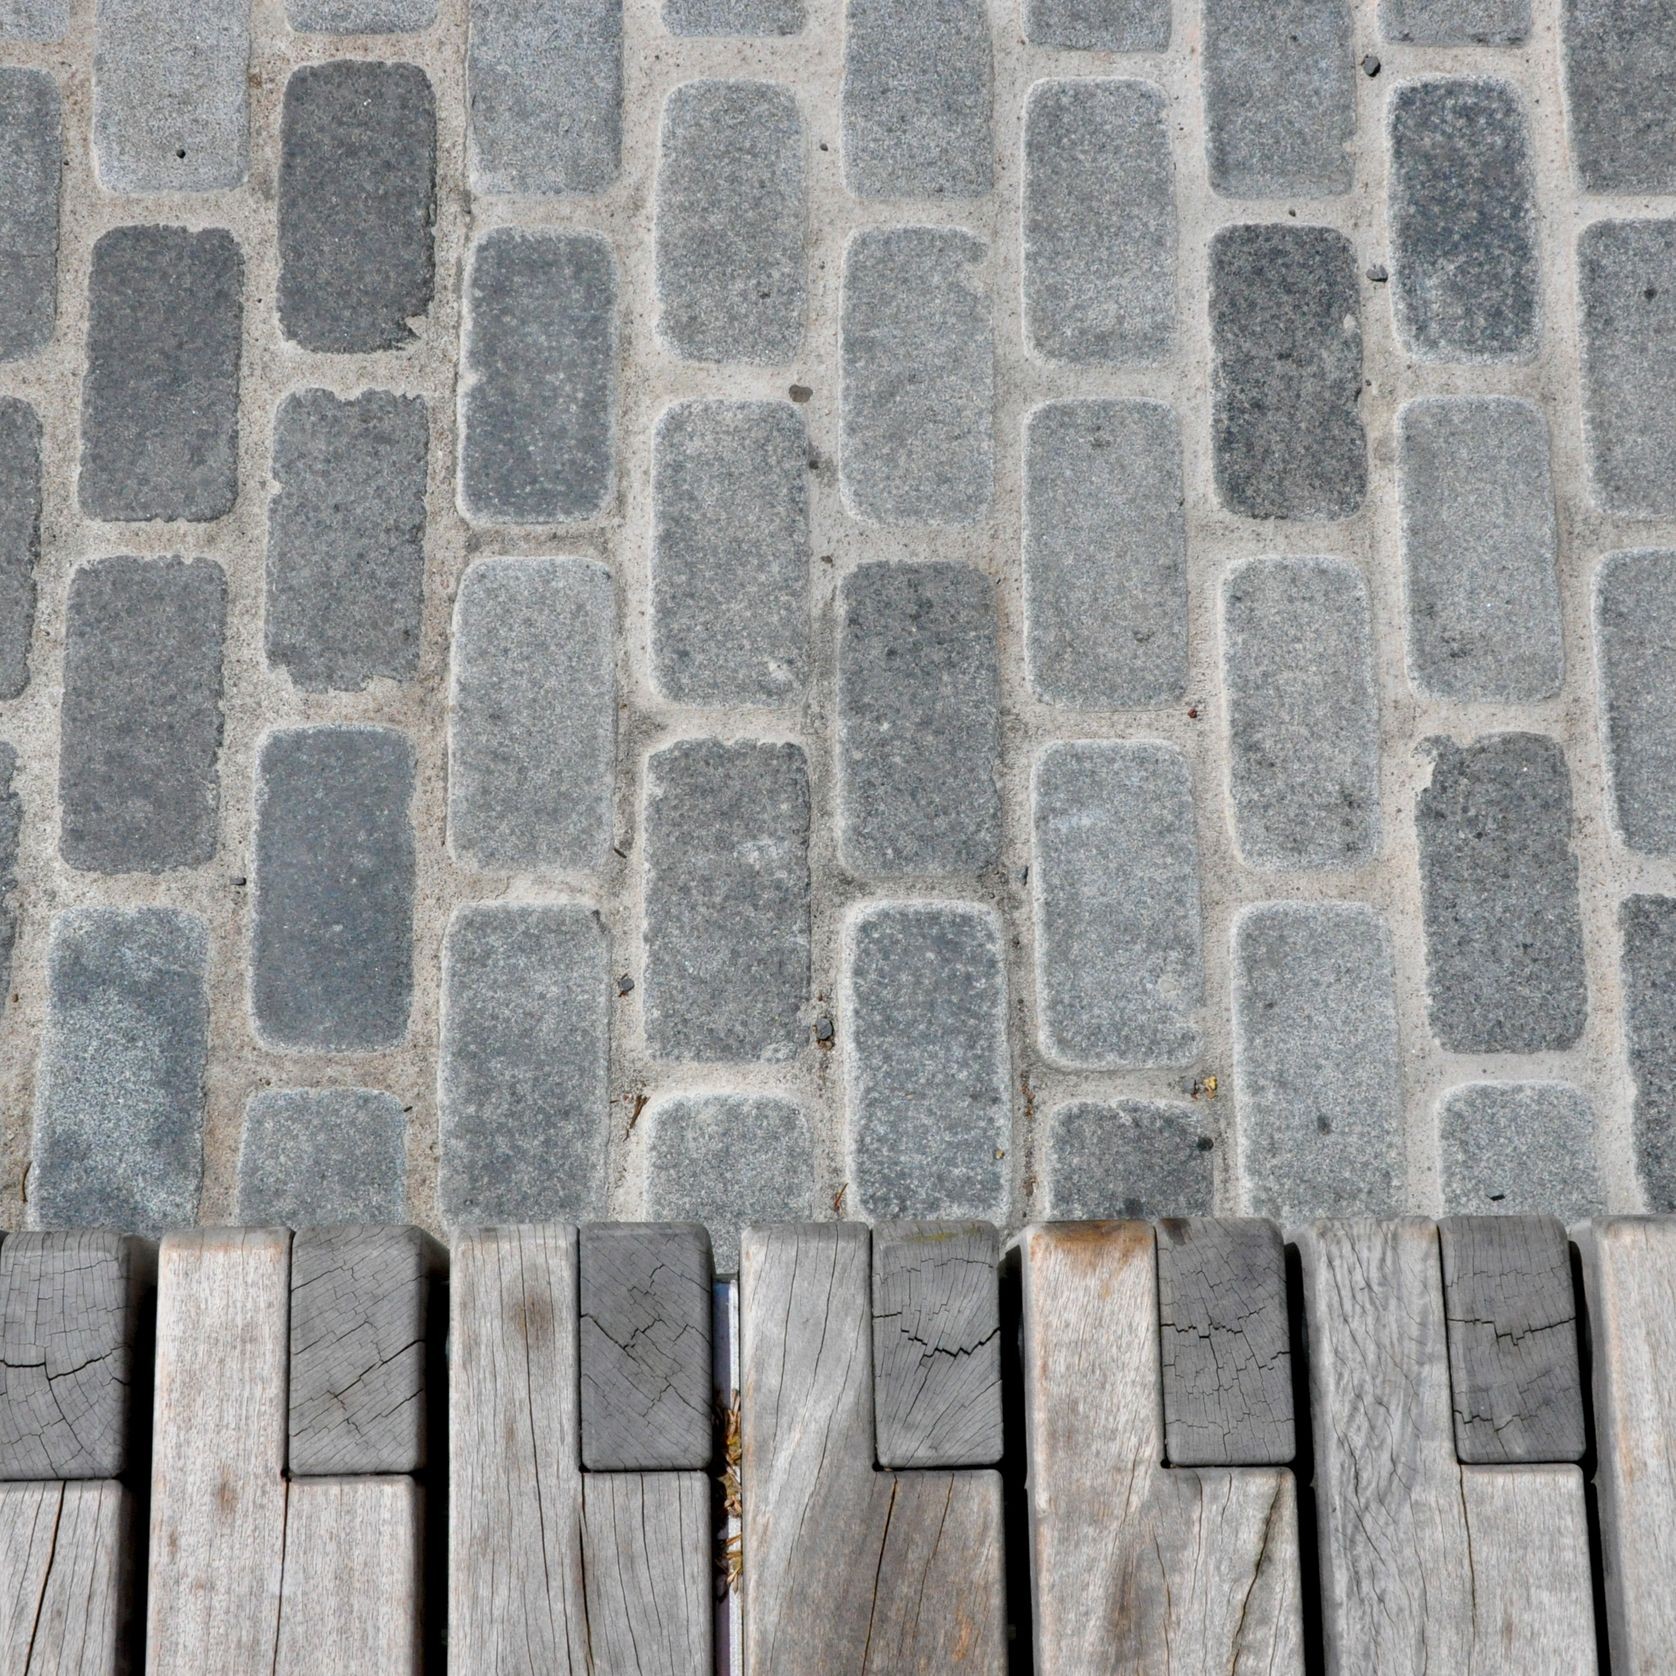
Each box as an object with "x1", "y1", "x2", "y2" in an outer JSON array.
[
  {"x1": 0, "y1": 70, "x2": 59, "y2": 364},
  {"x1": 60, "y1": 557, "x2": 226, "y2": 875},
  {"x1": 1045, "y1": 1102, "x2": 1214, "y2": 1221},
  {"x1": 1563, "y1": 0, "x2": 1676, "y2": 193},
  {"x1": 267, "y1": 389, "x2": 428, "y2": 692},
  {"x1": 236, "y1": 1089, "x2": 409, "y2": 1226},
  {"x1": 1032, "y1": 741, "x2": 1202, "y2": 1070},
  {"x1": 439, "y1": 903, "x2": 609, "y2": 1223},
  {"x1": 650, "y1": 400, "x2": 808, "y2": 706},
  {"x1": 1597, "y1": 550, "x2": 1676, "y2": 855},
  {"x1": 32, "y1": 907, "x2": 207, "y2": 1233},
  {"x1": 1023, "y1": 78, "x2": 1174, "y2": 366},
  {"x1": 0, "y1": 748, "x2": 19, "y2": 1001},
  {"x1": 468, "y1": 0, "x2": 621, "y2": 195},
  {"x1": 655, "y1": 80, "x2": 804, "y2": 364},
  {"x1": 0, "y1": 398, "x2": 39, "y2": 701},
  {"x1": 643, "y1": 739, "x2": 809, "y2": 1062},
  {"x1": 1397, "y1": 396, "x2": 1563, "y2": 703},
  {"x1": 840, "y1": 227, "x2": 992, "y2": 525},
  {"x1": 844, "y1": 901, "x2": 1009, "y2": 1224},
  {"x1": 458, "y1": 228, "x2": 616, "y2": 523},
  {"x1": 80, "y1": 226, "x2": 243, "y2": 523},
  {"x1": 1222, "y1": 556, "x2": 1380, "y2": 871},
  {"x1": 251, "y1": 726, "x2": 415, "y2": 1052},
  {"x1": 447, "y1": 556, "x2": 615, "y2": 872},
  {"x1": 1232, "y1": 901, "x2": 1402, "y2": 1222},
  {"x1": 1025, "y1": 0, "x2": 1168, "y2": 49},
  {"x1": 1621, "y1": 896, "x2": 1676, "y2": 1211},
  {"x1": 0, "y1": 0, "x2": 66, "y2": 36},
  {"x1": 1439, "y1": 1082, "x2": 1599, "y2": 1222},
  {"x1": 666, "y1": 0, "x2": 801, "y2": 31},
  {"x1": 1383, "y1": 0, "x2": 1528, "y2": 43},
  {"x1": 288, "y1": 0, "x2": 436, "y2": 27},
  {"x1": 1416, "y1": 733, "x2": 1588, "y2": 1054},
  {"x1": 837, "y1": 560, "x2": 1000, "y2": 877}
]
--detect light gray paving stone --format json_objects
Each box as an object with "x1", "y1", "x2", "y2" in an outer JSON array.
[
  {"x1": 841, "y1": 0, "x2": 991, "y2": 200},
  {"x1": 235, "y1": 1090, "x2": 409, "y2": 1226},
  {"x1": 1622, "y1": 897, "x2": 1676, "y2": 1210},
  {"x1": 0, "y1": 746, "x2": 20, "y2": 1002},
  {"x1": 448, "y1": 557, "x2": 614, "y2": 873},
  {"x1": 0, "y1": 0, "x2": 66, "y2": 37},
  {"x1": 1222, "y1": 556, "x2": 1380, "y2": 871},
  {"x1": 1388, "y1": 78, "x2": 1540, "y2": 362},
  {"x1": 665, "y1": 0, "x2": 801, "y2": 31},
  {"x1": 251, "y1": 726, "x2": 415, "y2": 1052},
  {"x1": 468, "y1": 0, "x2": 621, "y2": 195},
  {"x1": 1023, "y1": 78, "x2": 1174, "y2": 366},
  {"x1": 1416, "y1": 733, "x2": 1587, "y2": 1054},
  {"x1": 439, "y1": 902, "x2": 609, "y2": 1223},
  {"x1": 655, "y1": 80, "x2": 805, "y2": 364},
  {"x1": 837, "y1": 560, "x2": 1000, "y2": 877},
  {"x1": 1397, "y1": 396, "x2": 1562, "y2": 703},
  {"x1": 458, "y1": 228, "x2": 616, "y2": 524},
  {"x1": 650, "y1": 400, "x2": 809, "y2": 706},
  {"x1": 1579, "y1": 219, "x2": 1676, "y2": 517},
  {"x1": 1383, "y1": 0, "x2": 1528, "y2": 43},
  {"x1": 31, "y1": 906, "x2": 207, "y2": 1234},
  {"x1": 843, "y1": 901, "x2": 1009, "y2": 1224},
  {"x1": 0, "y1": 70, "x2": 59, "y2": 364},
  {"x1": 1203, "y1": 0, "x2": 1353, "y2": 197},
  {"x1": 1596, "y1": 550, "x2": 1676, "y2": 855},
  {"x1": 1032, "y1": 741, "x2": 1202, "y2": 1069},
  {"x1": 1231, "y1": 901, "x2": 1402, "y2": 1222},
  {"x1": 60, "y1": 557, "x2": 226, "y2": 875},
  {"x1": 1209, "y1": 224, "x2": 1366, "y2": 520},
  {"x1": 643, "y1": 740, "x2": 810, "y2": 1062},
  {"x1": 644, "y1": 1094, "x2": 815, "y2": 1275},
  {"x1": 1439, "y1": 1082, "x2": 1600, "y2": 1221},
  {"x1": 1563, "y1": 0, "x2": 1676, "y2": 193},
  {"x1": 93, "y1": 0, "x2": 249, "y2": 191},
  {"x1": 278, "y1": 60, "x2": 436, "y2": 354},
  {"x1": 288, "y1": 0, "x2": 436, "y2": 29},
  {"x1": 1044, "y1": 1101, "x2": 1214, "y2": 1220},
  {"x1": 0, "y1": 398, "x2": 40, "y2": 701},
  {"x1": 267, "y1": 389, "x2": 427, "y2": 693},
  {"x1": 1025, "y1": 0, "x2": 1168, "y2": 49},
  {"x1": 840, "y1": 226, "x2": 993, "y2": 526},
  {"x1": 79, "y1": 226, "x2": 242, "y2": 523},
  {"x1": 1023, "y1": 399, "x2": 1185, "y2": 709}
]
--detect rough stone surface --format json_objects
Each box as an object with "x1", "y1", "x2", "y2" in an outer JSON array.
[
  {"x1": 1621, "y1": 896, "x2": 1676, "y2": 1212},
  {"x1": 1563, "y1": 0, "x2": 1676, "y2": 193},
  {"x1": 1025, "y1": 0, "x2": 1168, "y2": 49},
  {"x1": 1439, "y1": 1083, "x2": 1600, "y2": 1221},
  {"x1": 0, "y1": 397, "x2": 39, "y2": 701},
  {"x1": 1597, "y1": 551, "x2": 1676, "y2": 856},
  {"x1": 0, "y1": 0, "x2": 66, "y2": 37},
  {"x1": 235, "y1": 1089, "x2": 408, "y2": 1226},
  {"x1": 0, "y1": 747, "x2": 20, "y2": 1003},
  {"x1": 1384, "y1": 0, "x2": 1527, "y2": 39},
  {"x1": 0, "y1": 70, "x2": 58, "y2": 365},
  {"x1": 1045, "y1": 1102, "x2": 1214, "y2": 1220},
  {"x1": 665, "y1": 0, "x2": 800, "y2": 32},
  {"x1": 289, "y1": 0, "x2": 435, "y2": 27}
]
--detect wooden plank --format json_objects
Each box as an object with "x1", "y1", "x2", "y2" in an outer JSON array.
[
  {"x1": 1020, "y1": 1221, "x2": 1303, "y2": 1674},
  {"x1": 578, "y1": 1222, "x2": 712, "y2": 1470},
  {"x1": 1440, "y1": 1214, "x2": 1584, "y2": 1464},
  {"x1": 740, "y1": 1222, "x2": 1005, "y2": 1675},
  {"x1": 870, "y1": 1220, "x2": 1003, "y2": 1468},
  {"x1": 289, "y1": 1224, "x2": 440, "y2": 1476},
  {"x1": 145, "y1": 1227, "x2": 289, "y2": 1676},
  {"x1": 1, "y1": 1479, "x2": 130, "y2": 1675},
  {"x1": 1155, "y1": 1216, "x2": 1294, "y2": 1466}
]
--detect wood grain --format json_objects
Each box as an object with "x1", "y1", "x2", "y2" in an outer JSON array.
[{"x1": 1, "y1": 1478, "x2": 130, "y2": 1674}]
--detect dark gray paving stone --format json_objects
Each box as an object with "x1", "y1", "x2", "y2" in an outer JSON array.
[
  {"x1": 650, "y1": 400, "x2": 809, "y2": 706},
  {"x1": 438, "y1": 902, "x2": 609, "y2": 1223},
  {"x1": 32, "y1": 906, "x2": 207, "y2": 1234},
  {"x1": 236, "y1": 1089, "x2": 408, "y2": 1226},
  {"x1": 655, "y1": 79, "x2": 805, "y2": 363},
  {"x1": 1620, "y1": 896, "x2": 1676, "y2": 1211},
  {"x1": 1232, "y1": 902, "x2": 1402, "y2": 1222},
  {"x1": 1397, "y1": 396, "x2": 1562, "y2": 703},
  {"x1": 288, "y1": 0, "x2": 436, "y2": 28},
  {"x1": 0, "y1": 70, "x2": 58, "y2": 364},
  {"x1": 251, "y1": 726, "x2": 415, "y2": 1052},
  {"x1": 1023, "y1": 399, "x2": 1185, "y2": 707},
  {"x1": 1025, "y1": 0, "x2": 1168, "y2": 49},
  {"x1": 1382, "y1": 0, "x2": 1528, "y2": 43},
  {"x1": 1597, "y1": 550, "x2": 1676, "y2": 855},
  {"x1": 1209, "y1": 224, "x2": 1366, "y2": 520},
  {"x1": 643, "y1": 739, "x2": 809, "y2": 1062},
  {"x1": 1222, "y1": 556, "x2": 1380, "y2": 871},
  {"x1": 0, "y1": 399, "x2": 40, "y2": 702},
  {"x1": 665, "y1": 0, "x2": 801, "y2": 30},
  {"x1": 60, "y1": 557, "x2": 226, "y2": 875},
  {"x1": 837, "y1": 560, "x2": 1000, "y2": 877},
  {"x1": 844, "y1": 901, "x2": 1009, "y2": 1223},
  {"x1": 1023, "y1": 77, "x2": 1174, "y2": 366},
  {"x1": 278, "y1": 60, "x2": 435, "y2": 354},
  {"x1": 841, "y1": 227, "x2": 992, "y2": 525},
  {"x1": 79, "y1": 226, "x2": 242, "y2": 524},
  {"x1": 93, "y1": 0, "x2": 249, "y2": 191},
  {"x1": 1439, "y1": 1082, "x2": 1600, "y2": 1222},
  {"x1": 1388, "y1": 78, "x2": 1539, "y2": 362},
  {"x1": 842, "y1": 0, "x2": 990, "y2": 200},
  {"x1": 468, "y1": 0, "x2": 621, "y2": 194},
  {"x1": 1416, "y1": 733, "x2": 1587, "y2": 1055},
  {"x1": 267, "y1": 389, "x2": 428, "y2": 693},
  {"x1": 0, "y1": 0, "x2": 67, "y2": 37},
  {"x1": 1203, "y1": 0, "x2": 1353, "y2": 197},
  {"x1": 1044, "y1": 1101, "x2": 1214, "y2": 1220},
  {"x1": 1563, "y1": 0, "x2": 1676, "y2": 193},
  {"x1": 1032, "y1": 741, "x2": 1202, "y2": 1069},
  {"x1": 458, "y1": 228, "x2": 616, "y2": 523}
]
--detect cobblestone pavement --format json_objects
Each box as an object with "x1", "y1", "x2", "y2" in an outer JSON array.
[{"x1": 0, "y1": 0, "x2": 1670, "y2": 1255}]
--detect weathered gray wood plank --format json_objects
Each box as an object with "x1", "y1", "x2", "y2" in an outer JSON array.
[
  {"x1": 579, "y1": 1222, "x2": 712, "y2": 1471},
  {"x1": 1, "y1": 1478, "x2": 130, "y2": 1674},
  {"x1": 1440, "y1": 1214, "x2": 1584, "y2": 1464},
  {"x1": 1156, "y1": 1216, "x2": 1294, "y2": 1466},
  {"x1": 289, "y1": 1224, "x2": 440, "y2": 1476},
  {"x1": 871, "y1": 1221, "x2": 1003, "y2": 1469}
]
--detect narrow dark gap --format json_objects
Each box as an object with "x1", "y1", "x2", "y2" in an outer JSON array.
[
  {"x1": 123, "y1": 1238, "x2": 159, "y2": 1667},
  {"x1": 996, "y1": 1244, "x2": 1035, "y2": 1676},
  {"x1": 421, "y1": 1268, "x2": 450, "y2": 1676},
  {"x1": 1569, "y1": 1239, "x2": 1614, "y2": 1676},
  {"x1": 1283, "y1": 1240, "x2": 1326, "y2": 1676}
]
